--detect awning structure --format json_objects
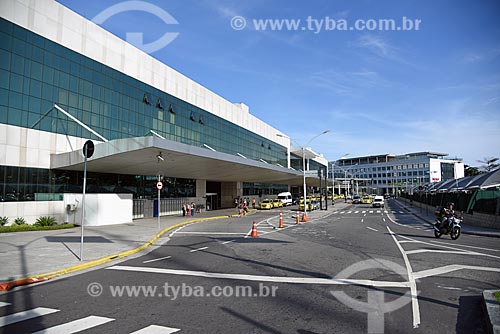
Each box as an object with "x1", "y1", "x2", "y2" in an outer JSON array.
[
  {"x1": 465, "y1": 168, "x2": 500, "y2": 190},
  {"x1": 50, "y1": 136, "x2": 307, "y2": 185}
]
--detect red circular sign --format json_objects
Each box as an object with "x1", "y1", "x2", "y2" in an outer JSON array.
[{"x1": 156, "y1": 181, "x2": 163, "y2": 190}]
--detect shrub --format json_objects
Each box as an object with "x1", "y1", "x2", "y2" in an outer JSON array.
[
  {"x1": 34, "y1": 216, "x2": 57, "y2": 227},
  {"x1": 0, "y1": 216, "x2": 8, "y2": 226},
  {"x1": 0, "y1": 224, "x2": 74, "y2": 233},
  {"x1": 14, "y1": 217, "x2": 26, "y2": 225}
]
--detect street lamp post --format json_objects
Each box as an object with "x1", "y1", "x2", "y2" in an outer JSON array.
[
  {"x1": 331, "y1": 154, "x2": 349, "y2": 202},
  {"x1": 278, "y1": 130, "x2": 330, "y2": 218}
]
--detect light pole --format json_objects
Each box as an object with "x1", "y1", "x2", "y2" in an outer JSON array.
[
  {"x1": 278, "y1": 130, "x2": 330, "y2": 217},
  {"x1": 331, "y1": 154, "x2": 349, "y2": 201}
]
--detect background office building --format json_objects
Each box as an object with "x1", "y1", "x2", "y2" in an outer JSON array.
[
  {"x1": 330, "y1": 152, "x2": 465, "y2": 196},
  {"x1": 0, "y1": 0, "x2": 328, "y2": 224}
]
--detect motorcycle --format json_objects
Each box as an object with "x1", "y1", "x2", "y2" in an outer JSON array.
[{"x1": 433, "y1": 213, "x2": 462, "y2": 240}]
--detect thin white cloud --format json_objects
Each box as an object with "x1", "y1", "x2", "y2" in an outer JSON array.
[
  {"x1": 309, "y1": 68, "x2": 393, "y2": 96},
  {"x1": 354, "y1": 34, "x2": 399, "y2": 59},
  {"x1": 462, "y1": 46, "x2": 500, "y2": 63}
]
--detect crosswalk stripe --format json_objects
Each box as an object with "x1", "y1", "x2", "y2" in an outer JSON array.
[
  {"x1": 362, "y1": 211, "x2": 366, "y2": 213},
  {"x1": 32, "y1": 316, "x2": 114, "y2": 334},
  {"x1": 0, "y1": 302, "x2": 11, "y2": 308},
  {"x1": 0, "y1": 307, "x2": 59, "y2": 327},
  {"x1": 369, "y1": 211, "x2": 373, "y2": 214},
  {"x1": 354, "y1": 211, "x2": 359, "y2": 214},
  {"x1": 130, "y1": 325, "x2": 181, "y2": 333},
  {"x1": 347, "y1": 211, "x2": 352, "y2": 214}
]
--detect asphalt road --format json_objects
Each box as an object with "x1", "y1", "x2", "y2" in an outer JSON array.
[{"x1": 1, "y1": 200, "x2": 499, "y2": 333}]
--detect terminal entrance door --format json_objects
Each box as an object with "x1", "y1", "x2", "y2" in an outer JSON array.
[
  {"x1": 205, "y1": 193, "x2": 218, "y2": 211},
  {"x1": 206, "y1": 181, "x2": 221, "y2": 210}
]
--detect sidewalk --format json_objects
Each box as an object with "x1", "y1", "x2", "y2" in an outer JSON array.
[
  {"x1": 0, "y1": 207, "x2": 247, "y2": 286},
  {"x1": 394, "y1": 199, "x2": 500, "y2": 238},
  {"x1": 0, "y1": 204, "x2": 337, "y2": 289}
]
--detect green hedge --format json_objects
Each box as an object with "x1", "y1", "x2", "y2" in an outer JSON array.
[{"x1": 0, "y1": 224, "x2": 75, "y2": 233}]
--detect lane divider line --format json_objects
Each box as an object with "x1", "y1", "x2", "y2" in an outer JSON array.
[{"x1": 386, "y1": 226, "x2": 421, "y2": 329}]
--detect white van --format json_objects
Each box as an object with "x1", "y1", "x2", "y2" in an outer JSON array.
[
  {"x1": 372, "y1": 195, "x2": 385, "y2": 208},
  {"x1": 277, "y1": 192, "x2": 293, "y2": 206}
]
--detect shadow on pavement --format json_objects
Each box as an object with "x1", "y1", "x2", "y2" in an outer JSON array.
[{"x1": 456, "y1": 295, "x2": 488, "y2": 334}]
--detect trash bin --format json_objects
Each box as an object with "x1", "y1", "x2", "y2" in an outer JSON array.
[{"x1": 153, "y1": 200, "x2": 159, "y2": 217}]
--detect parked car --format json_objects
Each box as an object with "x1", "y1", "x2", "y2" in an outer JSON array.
[
  {"x1": 298, "y1": 199, "x2": 315, "y2": 211},
  {"x1": 259, "y1": 199, "x2": 273, "y2": 210},
  {"x1": 352, "y1": 195, "x2": 361, "y2": 204},
  {"x1": 361, "y1": 195, "x2": 372, "y2": 204},
  {"x1": 372, "y1": 196, "x2": 385, "y2": 208},
  {"x1": 272, "y1": 198, "x2": 283, "y2": 208}
]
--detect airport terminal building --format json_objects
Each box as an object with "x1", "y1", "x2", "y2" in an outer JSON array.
[
  {"x1": 0, "y1": 0, "x2": 328, "y2": 224},
  {"x1": 330, "y1": 152, "x2": 465, "y2": 196}
]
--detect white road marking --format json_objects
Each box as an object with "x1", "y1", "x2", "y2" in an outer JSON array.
[
  {"x1": 366, "y1": 227, "x2": 378, "y2": 232},
  {"x1": 130, "y1": 325, "x2": 181, "y2": 334},
  {"x1": 437, "y1": 286, "x2": 462, "y2": 291},
  {"x1": 386, "y1": 226, "x2": 420, "y2": 329},
  {"x1": 354, "y1": 211, "x2": 359, "y2": 214},
  {"x1": 221, "y1": 240, "x2": 236, "y2": 244},
  {"x1": 398, "y1": 235, "x2": 500, "y2": 260},
  {"x1": 362, "y1": 211, "x2": 366, "y2": 214},
  {"x1": 169, "y1": 225, "x2": 188, "y2": 237},
  {"x1": 190, "y1": 247, "x2": 208, "y2": 253},
  {"x1": 405, "y1": 250, "x2": 472, "y2": 256},
  {"x1": 106, "y1": 266, "x2": 411, "y2": 288},
  {"x1": 429, "y1": 240, "x2": 500, "y2": 253},
  {"x1": 0, "y1": 302, "x2": 10, "y2": 308},
  {"x1": 143, "y1": 256, "x2": 172, "y2": 264},
  {"x1": 32, "y1": 316, "x2": 114, "y2": 334},
  {"x1": 414, "y1": 265, "x2": 500, "y2": 280},
  {"x1": 0, "y1": 307, "x2": 60, "y2": 327},
  {"x1": 361, "y1": 218, "x2": 364, "y2": 223}
]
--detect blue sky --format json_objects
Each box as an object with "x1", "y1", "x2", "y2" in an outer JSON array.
[{"x1": 58, "y1": 0, "x2": 500, "y2": 167}]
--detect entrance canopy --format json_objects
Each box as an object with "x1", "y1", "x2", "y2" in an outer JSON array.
[{"x1": 51, "y1": 136, "x2": 307, "y2": 185}]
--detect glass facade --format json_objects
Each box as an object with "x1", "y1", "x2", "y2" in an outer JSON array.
[
  {"x1": 0, "y1": 165, "x2": 196, "y2": 202},
  {"x1": 0, "y1": 19, "x2": 291, "y2": 202},
  {"x1": 0, "y1": 18, "x2": 287, "y2": 166}
]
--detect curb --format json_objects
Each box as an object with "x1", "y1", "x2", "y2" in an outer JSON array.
[
  {"x1": 483, "y1": 290, "x2": 500, "y2": 334},
  {"x1": 0, "y1": 214, "x2": 240, "y2": 291}
]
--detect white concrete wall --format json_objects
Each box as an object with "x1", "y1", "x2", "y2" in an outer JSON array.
[
  {"x1": 64, "y1": 193, "x2": 132, "y2": 226},
  {"x1": 0, "y1": 201, "x2": 65, "y2": 225},
  {"x1": 0, "y1": 0, "x2": 290, "y2": 149},
  {"x1": 0, "y1": 123, "x2": 91, "y2": 169}
]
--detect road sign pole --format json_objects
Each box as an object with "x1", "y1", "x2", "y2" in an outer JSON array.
[
  {"x1": 157, "y1": 176, "x2": 161, "y2": 230},
  {"x1": 80, "y1": 140, "x2": 94, "y2": 262},
  {"x1": 80, "y1": 150, "x2": 87, "y2": 262}
]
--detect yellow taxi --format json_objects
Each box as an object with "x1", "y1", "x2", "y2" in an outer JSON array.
[
  {"x1": 361, "y1": 195, "x2": 372, "y2": 204},
  {"x1": 259, "y1": 199, "x2": 273, "y2": 210},
  {"x1": 272, "y1": 199, "x2": 283, "y2": 208},
  {"x1": 298, "y1": 199, "x2": 315, "y2": 211}
]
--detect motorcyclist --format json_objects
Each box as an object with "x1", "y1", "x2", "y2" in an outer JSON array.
[{"x1": 440, "y1": 202, "x2": 455, "y2": 228}]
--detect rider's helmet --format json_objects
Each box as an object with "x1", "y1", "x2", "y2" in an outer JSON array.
[{"x1": 446, "y1": 202, "x2": 454, "y2": 207}]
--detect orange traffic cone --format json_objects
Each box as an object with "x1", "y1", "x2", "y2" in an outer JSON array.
[
  {"x1": 296, "y1": 211, "x2": 300, "y2": 225},
  {"x1": 279, "y1": 212, "x2": 284, "y2": 228},
  {"x1": 250, "y1": 221, "x2": 259, "y2": 237},
  {"x1": 301, "y1": 212, "x2": 308, "y2": 222}
]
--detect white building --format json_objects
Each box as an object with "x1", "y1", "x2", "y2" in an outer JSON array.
[{"x1": 330, "y1": 152, "x2": 465, "y2": 196}]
